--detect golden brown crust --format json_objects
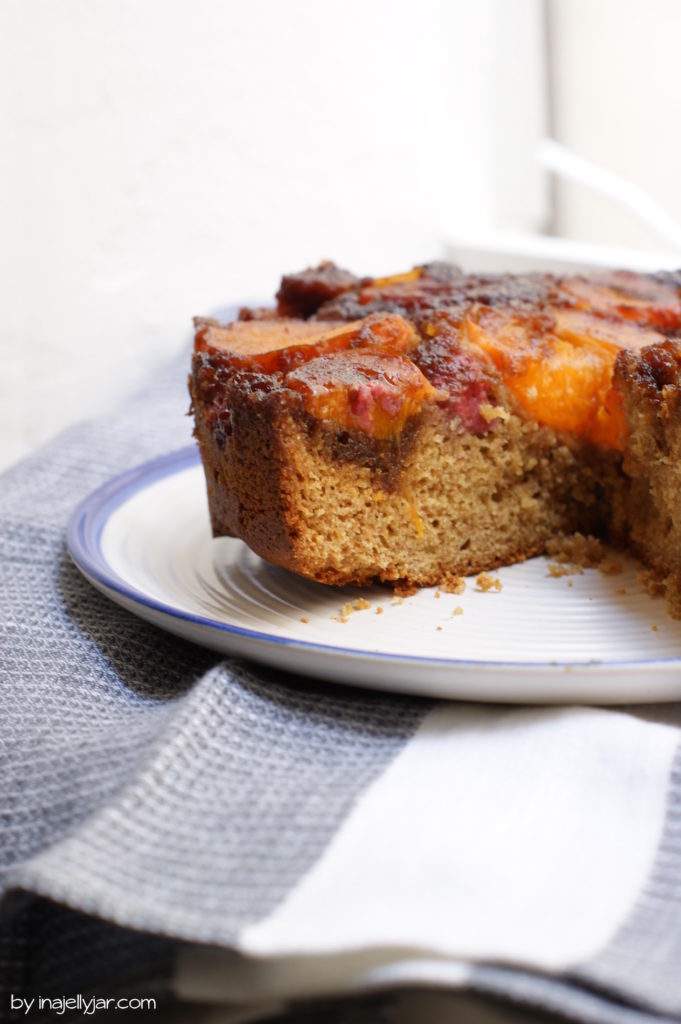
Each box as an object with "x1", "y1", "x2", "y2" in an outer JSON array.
[
  {"x1": 613, "y1": 340, "x2": 681, "y2": 617},
  {"x1": 190, "y1": 373, "x2": 300, "y2": 571}
]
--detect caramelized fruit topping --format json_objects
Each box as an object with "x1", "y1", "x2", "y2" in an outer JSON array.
[
  {"x1": 285, "y1": 349, "x2": 444, "y2": 439},
  {"x1": 414, "y1": 318, "x2": 498, "y2": 434},
  {"x1": 195, "y1": 263, "x2": 681, "y2": 447},
  {"x1": 463, "y1": 303, "x2": 671, "y2": 448}
]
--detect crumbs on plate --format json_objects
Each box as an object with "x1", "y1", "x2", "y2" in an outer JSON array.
[
  {"x1": 638, "y1": 569, "x2": 666, "y2": 597},
  {"x1": 599, "y1": 559, "x2": 623, "y2": 576},
  {"x1": 546, "y1": 532, "x2": 604, "y2": 567},
  {"x1": 546, "y1": 532, "x2": 622, "y2": 580},
  {"x1": 442, "y1": 576, "x2": 466, "y2": 595},
  {"x1": 547, "y1": 562, "x2": 583, "y2": 579},
  {"x1": 475, "y1": 572, "x2": 502, "y2": 593},
  {"x1": 332, "y1": 597, "x2": 373, "y2": 623}
]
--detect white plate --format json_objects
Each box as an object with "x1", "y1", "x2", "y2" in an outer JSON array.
[{"x1": 68, "y1": 447, "x2": 681, "y2": 703}]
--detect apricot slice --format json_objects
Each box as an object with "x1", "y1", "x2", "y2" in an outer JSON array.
[
  {"x1": 560, "y1": 272, "x2": 681, "y2": 331},
  {"x1": 285, "y1": 348, "x2": 443, "y2": 439},
  {"x1": 465, "y1": 307, "x2": 630, "y2": 447},
  {"x1": 196, "y1": 314, "x2": 419, "y2": 375}
]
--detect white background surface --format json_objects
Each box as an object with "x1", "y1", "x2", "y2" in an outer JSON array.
[
  {"x1": 548, "y1": 0, "x2": 681, "y2": 250},
  {"x1": 2, "y1": 0, "x2": 548, "y2": 468},
  {"x1": 3, "y1": 0, "x2": 681, "y2": 462},
  {"x1": 3, "y1": 0, "x2": 679, "y2": 464}
]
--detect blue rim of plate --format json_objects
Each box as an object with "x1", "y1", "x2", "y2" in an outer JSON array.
[{"x1": 67, "y1": 446, "x2": 681, "y2": 673}]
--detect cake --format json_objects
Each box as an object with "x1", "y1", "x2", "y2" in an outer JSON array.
[{"x1": 189, "y1": 261, "x2": 681, "y2": 617}]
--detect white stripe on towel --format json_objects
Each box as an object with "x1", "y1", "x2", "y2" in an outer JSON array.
[{"x1": 241, "y1": 703, "x2": 678, "y2": 973}]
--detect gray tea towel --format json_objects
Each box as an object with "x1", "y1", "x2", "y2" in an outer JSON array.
[{"x1": 2, "y1": 343, "x2": 681, "y2": 1023}]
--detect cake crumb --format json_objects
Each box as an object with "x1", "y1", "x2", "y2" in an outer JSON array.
[
  {"x1": 547, "y1": 562, "x2": 583, "y2": 578},
  {"x1": 453, "y1": 606, "x2": 464, "y2": 616},
  {"x1": 391, "y1": 595, "x2": 404, "y2": 606},
  {"x1": 332, "y1": 601, "x2": 356, "y2": 623},
  {"x1": 376, "y1": 606, "x2": 384, "y2": 615},
  {"x1": 475, "y1": 572, "x2": 502, "y2": 593},
  {"x1": 615, "y1": 587, "x2": 627, "y2": 596},
  {"x1": 442, "y1": 576, "x2": 466, "y2": 595},
  {"x1": 300, "y1": 616, "x2": 309, "y2": 624},
  {"x1": 638, "y1": 570, "x2": 666, "y2": 597},
  {"x1": 546, "y1": 532, "x2": 604, "y2": 568},
  {"x1": 436, "y1": 626, "x2": 443, "y2": 631},
  {"x1": 567, "y1": 579, "x2": 573, "y2": 588},
  {"x1": 352, "y1": 598, "x2": 372, "y2": 611},
  {"x1": 599, "y1": 559, "x2": 622, "y2": 576},
  {"x1": 651, "y1": 623, "x2": 658, "y2": 631},
  {"x1": 434, "y1": 590, "x2": 441, "y2": 599},
  {"x1": 547, "y1": 534, "x2": 623, "y2": 582}
]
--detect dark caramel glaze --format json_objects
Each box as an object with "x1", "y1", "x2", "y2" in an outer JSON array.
[
  {"x1": 276, "y1": 261, "x2": 362, "y2": 318},
  {"x1": 314, "y1": 263, "x2": 681, "y2": 331},
  {"x1": 191, "y1": 352, "x2": 291, "y2": 450},
  {"x1": 315, "y1": 266, "x2": 558, "y2": 321},
  {"x1": 615, "y1": 339, "x2": 681, "y2": 402},
  {"x1": 411, "y1": 315, "x2": 498, "y2": 434}
]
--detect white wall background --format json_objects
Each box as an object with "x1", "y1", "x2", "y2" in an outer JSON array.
[
  {"x1": 548, "y1": 0, "x2": 681, "y2": 251},
  {"x1": 0, "y1": 0, "x2": 547, "y2": 468},
  {"x1": 4, "y1": 1, "x2": 681, "y2": 471}
]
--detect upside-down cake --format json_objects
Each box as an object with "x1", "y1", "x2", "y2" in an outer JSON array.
[{"x1": 189, "y1": 262, "x2": 681, "y2": 617}]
